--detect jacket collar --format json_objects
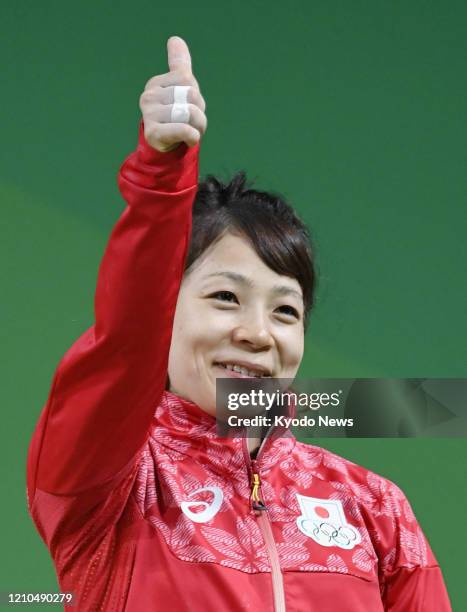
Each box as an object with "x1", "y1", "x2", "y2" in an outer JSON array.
[{"x1": 153, "y1": 390, "x2": 296, "y2": 478}]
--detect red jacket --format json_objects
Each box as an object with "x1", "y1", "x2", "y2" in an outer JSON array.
[{"x1": 27, "y1": 124, "x2": 452, "y2": 611}]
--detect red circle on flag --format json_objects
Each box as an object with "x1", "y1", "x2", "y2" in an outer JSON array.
[{"x1": 314, "y1": 506, "x2": 330, "y2": 519}]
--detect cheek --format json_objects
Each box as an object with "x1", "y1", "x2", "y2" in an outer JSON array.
[
  {"x1": 170, "y1": 308, "x2": 186, "y2": 353},
  {"x1": 170, "y1": 291, "x2": 203, "y2": 349},
  {"x1": 168, "y1": 298, "x2": 194, "y2": 373},
  {"x1": 170, "y1": 304, "x2": 220, "y2": 360},
  {"x1": 282, "y1": 328, "x2": 305, "y2": 369}
]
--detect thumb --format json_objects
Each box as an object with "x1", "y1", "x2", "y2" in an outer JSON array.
[{"x1": 167, "y1": 36, "x2": 192, "y2": 73}]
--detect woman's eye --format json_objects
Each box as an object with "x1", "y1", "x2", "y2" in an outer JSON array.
[
  {"x1": 276, "y1": 305, "x2": 299, "y2": 319},
  {"x1": 210, "y1": 291, "x2": 238, "y2": 303}
]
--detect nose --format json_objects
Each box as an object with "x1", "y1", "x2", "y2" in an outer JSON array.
[{"x1": 231, "y1": 310, "x2": 273, "y2": 350}]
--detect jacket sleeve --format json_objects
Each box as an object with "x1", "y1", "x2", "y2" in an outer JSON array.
[
  {"x1": 27, "y1": 122, "x2": 199, "y2": 501},
  {"x1": 367, "y1": 479, "x2": 452, "y2": 611}
]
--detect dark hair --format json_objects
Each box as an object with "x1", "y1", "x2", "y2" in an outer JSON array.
[{"x1": 185, "y1": 171, "x2": 317, "y2": 330}]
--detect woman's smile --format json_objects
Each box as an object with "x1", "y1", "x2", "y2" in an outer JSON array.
[{"x1": 213, "y1": 361, "x2": 272, "y2": 378}]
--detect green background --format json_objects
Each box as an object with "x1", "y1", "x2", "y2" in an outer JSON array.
[{"x1": 2, "y1": 1, "x2": 466, "y2": 609}]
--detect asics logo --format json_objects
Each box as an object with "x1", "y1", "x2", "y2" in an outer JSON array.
[{"x1": 180, "y1": 486, "x2": 224, "y2": 523}]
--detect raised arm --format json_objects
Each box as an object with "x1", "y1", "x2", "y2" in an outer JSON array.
[{"x1": 27, "y1": 37, "x2": 207, "y2": 501}]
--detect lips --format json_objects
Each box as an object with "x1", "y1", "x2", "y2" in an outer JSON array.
[{"x1": 214, "y1": 361, "x2": 272, "y2": 378}]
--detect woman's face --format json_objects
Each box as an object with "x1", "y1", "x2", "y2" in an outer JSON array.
[{"x1": 167, "y1": 232, "x2": 305, "y2": 416}]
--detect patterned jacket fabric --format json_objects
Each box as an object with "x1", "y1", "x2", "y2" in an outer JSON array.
[{"x1": 27, "y1": 124, "x2": 452, "y2": 611}]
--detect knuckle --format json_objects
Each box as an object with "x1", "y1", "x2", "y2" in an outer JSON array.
[
  {"x1": 139, "y1": 89, "x2": 157, "y2": 107},
  {"x1": 185, "y1": 127, "x2": 193, "y2": 140},
  {"x1": 198, "y1": 115, "x2": 207, "y2": 135},
  {"x1": 195, "y1": 107, "x2": 207, "y2": 131},
  {"x1": 187, "y1": 87, "x2": 196, "y2": 102},
  {"x1": 139, "y1": 91, "x2": 149, "y2": 106},
  {"x1": 192, "y1": 90, "x2": 204, "y2": 109},
  {"x1": 176, "y1": 68, "x2": 193, "y2": 83},
  {"x1": 145, "y1": 74, "x2": 162, "y2": 88}
]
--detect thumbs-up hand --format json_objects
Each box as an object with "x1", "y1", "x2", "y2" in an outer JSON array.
[{"x1": 139, "y1": 36, "x2": 207, "y2": 152}]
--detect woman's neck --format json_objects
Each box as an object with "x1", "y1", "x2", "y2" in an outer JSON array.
[{"x1": 246, "y1": 435, "x2": 261, "y2": 457}]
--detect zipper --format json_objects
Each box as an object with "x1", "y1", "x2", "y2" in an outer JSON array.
[
  {"x1": 243, "y1": 438, "x2": 286, "y2": 612},
  {"x1": 250, "y1": 471, "x2": 268, "y2": 511},
  {"x1": 256, "y1": 510, "x2": 286, "y2": 612}
]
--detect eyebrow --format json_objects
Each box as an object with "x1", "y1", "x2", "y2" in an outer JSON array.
[{"x1": 202, "y1": 271, "x2": 303, "y2": 300}]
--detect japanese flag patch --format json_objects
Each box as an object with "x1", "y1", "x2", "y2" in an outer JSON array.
[{"x1": 296, "y1": 494, "x2": 362, "y2": 550}]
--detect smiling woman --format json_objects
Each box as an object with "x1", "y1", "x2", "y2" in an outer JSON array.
[{"x1": 26, "y1": 36, "x2": 452, "y2": 612}]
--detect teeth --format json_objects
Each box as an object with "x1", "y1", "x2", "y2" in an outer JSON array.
[{"x1": 219, "y1": 363, "x2": 264, "y2": 377}]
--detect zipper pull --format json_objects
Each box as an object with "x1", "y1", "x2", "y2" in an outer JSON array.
[{"x1": 250, "y1": 471, "x2": 268, "y2": 512}]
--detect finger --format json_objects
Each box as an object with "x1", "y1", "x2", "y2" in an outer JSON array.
[
  {"x1": 145, "y1": 104, "x2": 207, "y2": 135},
  {"x1": 146, "y1": 122, "x2": 200, "y2": 148},
  {"x1": 171, "y1": 86, "x2": 205, "y2": 112},
  {"x1": 141, "y1": 85, "x2": 205, "y2": 112},
  {"x1": 167, "y1": 36, "x2": 192, "y2": 73},
  {"x1": 144, "y1": 70, "x2": 198, "y2": 91}
]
